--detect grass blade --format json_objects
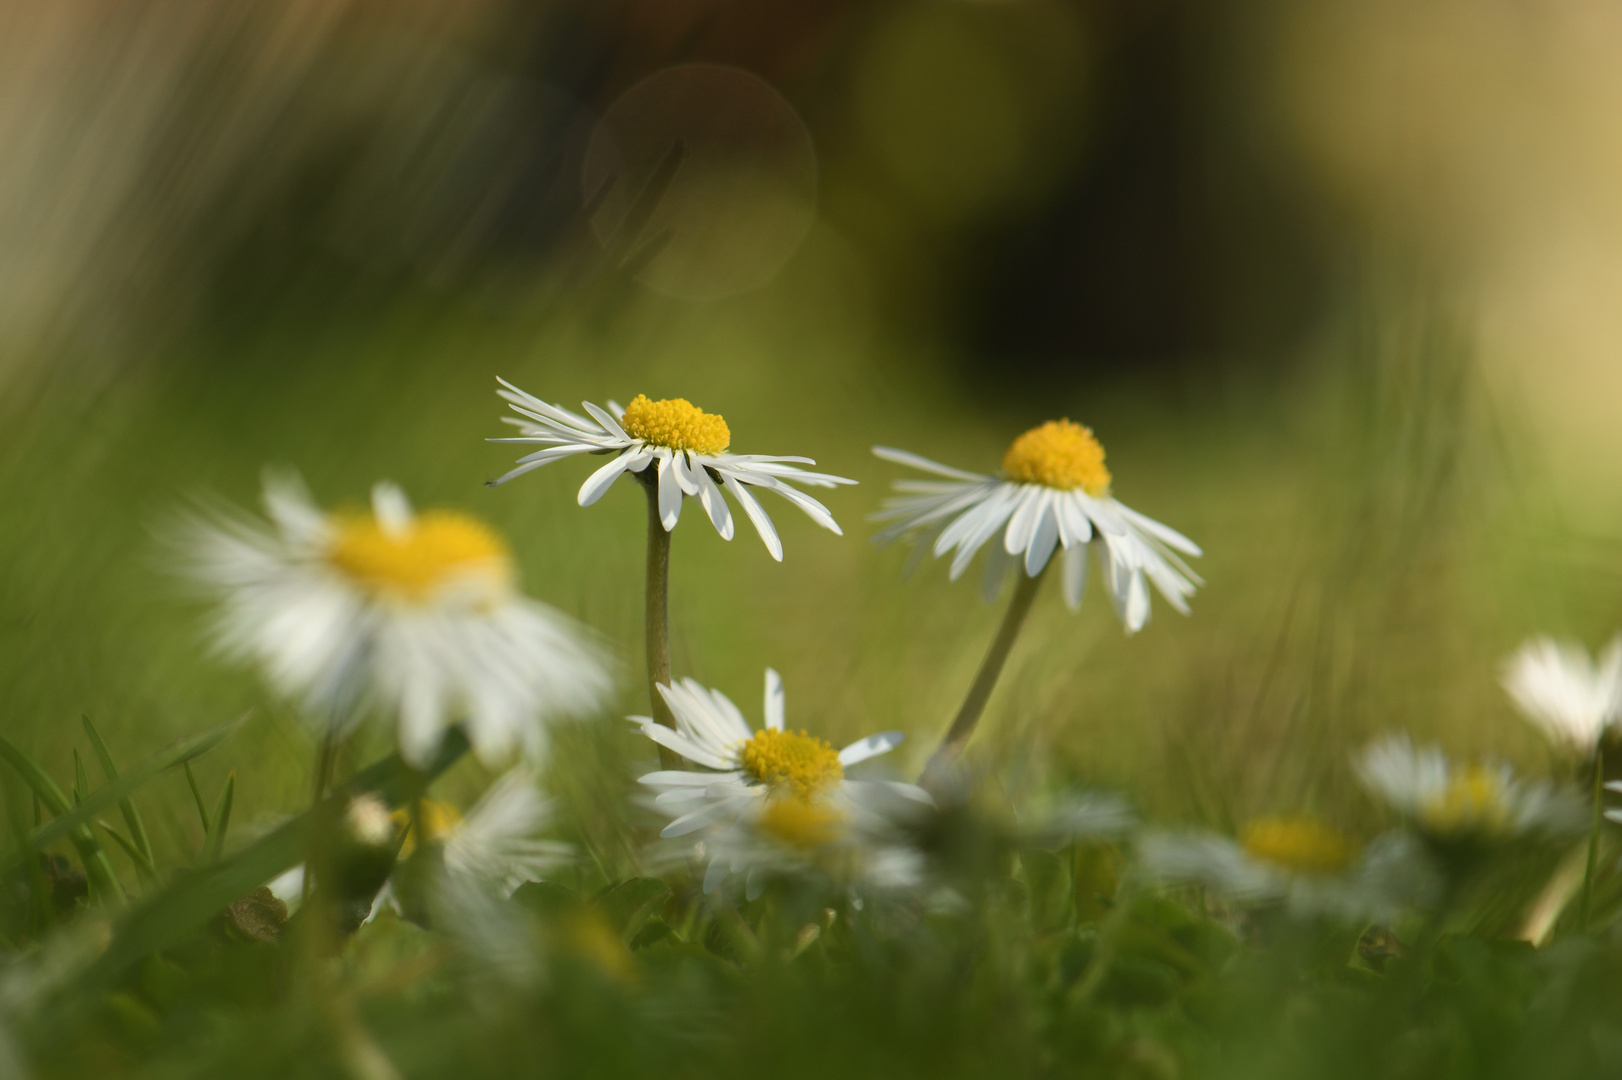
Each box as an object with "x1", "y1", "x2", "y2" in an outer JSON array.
[
  {"x1": 98, "y1": 821, "x2": 157, "y2": 882},
  {"x1": 73, "y1": 750, "x2": 89, "y2": 806},
  {"x1": 0, "y1": 733, "x2": 124, "y2": 904},
  {"x1": 202, "y1": 772, "x2": 235, "y2": 863},
  {"x1": 77, "y1": 728, "x2": 469, "y2": 991},
  {"x1": 183, "y1": 761, "x2": 211, "y2": 836},
  {"x1": 82, "y1": 715, "x2": 155, "y2": 866},
  {"x1": 0, "y1": 715, "x2": 246, "y2": 876}
]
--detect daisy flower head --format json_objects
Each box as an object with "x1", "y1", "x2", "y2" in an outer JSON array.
[
  {"x1": 1501, "y1": 636, "x2": 1622, "y2": 753},
  {"x1": 179, "y1": 472, "x2": 613, "y2": 767},
  {"x1": 398, "y1": 769, "x2": 570, "y2": 897},
  {"x1": 489, "y1": 380, "x2": 857, "y2": 561},
  {"x1": 632, "y1": 669, "x2": 933, "y2": 890},
  {"x1": 1138, "y1": 817, "x2": 1422, "y2": 922},
  {"x1": 1355, "y1": 735, "x2": 1584, "y2": 847},
  {"x1": 697, "y1": 793, "x2": 929, "y2": 901},
  {"x1": 871, "y1": 419, "x2": 1201, "y2": 632}
]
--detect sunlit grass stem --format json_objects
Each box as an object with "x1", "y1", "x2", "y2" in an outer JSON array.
[
  {"x1": 920, "y1": 563, "x2": 1050, "y2": 791},
  {"x1": 641, "y1": 474, "x2": 681, "y2": 769},
  {"x1": 1580, "y1": 745, "x2": 1604, "y2": 932}
]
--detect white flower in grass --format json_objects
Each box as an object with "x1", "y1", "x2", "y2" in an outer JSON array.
[
  {"x1": 439, "y1": 768, "x2": 573, "y2": 897},
  {"x1": 1138, "y1": 817, "x2": 1422, "y2": 921},
  {"x1": 871, "y1": 420, "x2": 1201, "y2": 633},
  {"x1": 489, "y1": 381, "x2": 856, "y2": 561},
  {"x1": 632, "y1": 669, "x2": 933, "y2": 891},
  {"x1": 1356, "y1": 735, "x2": 1584, "y2": 845},
  {"x1": 697, "y1": 787, "x2": 929, "y2": 901},
  {"x1": 1501, "y1": 636, "x2": 1622, "y2": 753},
  {"x1": 179, "y1": 473, "x2": 612, "y2": 767}
]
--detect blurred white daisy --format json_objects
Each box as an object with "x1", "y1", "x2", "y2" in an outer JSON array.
[
  {"x1": 1355, "y1": 735, "x2": 1584, "y2": 845},
  {"x1": 179, "y1": 473, "x2": 612, "y2": 767},
  {"x1": 489, "y1": 380, "x2": 856, "y2": 561},
  {"x1": 871, "y1": 420, "x2": 1201, "y2": 632},
  {"x1": 440, "y1": 768, "x2": 572, "y2": 896},
  {"x1": 1501, "y1": 636, "x2": 1622, "y2": 753},
  {"x1": 1137, "y1": 816, "x2": 1417, "y2": 921},
  {"x1": 695, "y1": 785, "x2": 930, "y2": 900},
  {"x1": 632, "y1": 669, "x2": 932, "y2": 885}
]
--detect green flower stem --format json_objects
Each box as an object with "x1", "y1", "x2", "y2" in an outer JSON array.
[
  {"x1": 1580, "y1": 744, "x2": 1604, "y2": 933},
  {"x1": 642, "y1": 475, "x2": 682, "y2": 770},
  {"x1": 920, "y1": 562, "x2": 1050, "y2": 791}
]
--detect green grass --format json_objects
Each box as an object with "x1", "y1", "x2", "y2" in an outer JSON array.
[{"x1": 4, "y1": 276, "x2": 1622, "y2": 1078}]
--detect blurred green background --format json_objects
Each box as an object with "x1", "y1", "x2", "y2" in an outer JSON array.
[{"x1": 3, "y1": 0, "x2": 1622, "y2": 867}]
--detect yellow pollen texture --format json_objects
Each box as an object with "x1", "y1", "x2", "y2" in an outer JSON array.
[
  {"x1": 327, "y1": 510, "x2": 512, "y2": 601},
  {"x1": 1001, "y1": 419, "x2": 1111, "y2": 495},
  {"x1": 620, "y1": 394, "x2": 731, "y2": 455},
  {"x1": 740, "y1": 729, "x2": 844, "y2": 798},
  {"x1": 1420, "y1": 767, "x2": 1511, "y2": 836},
  {"x1": 393, "y1": 798, "x2": 463, "y2": 860},
  {"x1": 1239, "y1": 816, "x2": 1355, "y2": 875},
  {"x1": 758, "y1": 796, "x2": 845, "y2": 850}
]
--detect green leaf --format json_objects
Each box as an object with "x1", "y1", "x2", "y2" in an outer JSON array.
[
  {"x1": 592, "y1": 877, "x2": 673, "y2": 942},
  {"x1": 76, "y1": 728, "x2": 469, "y2": 993},
  {"x1": 183, "y1": 761, "x2": 210, "y2": 836},
  {"x1": 0, "y1": 716, "x2": 243, "y2": 876},
  {"x1": 83, "y1": 715, "x2": 155, "y2": 866},
  {"x1": 72, "y1": 750, "x2": 89, "y2": 807},
  {"x1": 512, "y1": 880, "x2": 582, "y2": 919},
  {"x1": 202, "y1": 772, "x2": 236, "y2": 863},
  {"x1": 98, "y1": 821, "x2": 157, "y2": 881},
  {"x1": 0, "y1": 732, "x2": 123, "y2": 904}
]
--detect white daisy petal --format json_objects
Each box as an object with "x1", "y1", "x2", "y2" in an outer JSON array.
[
  {"x1": 872, "y1": 446, "x2": 990, "y2": 482},
  {"x1": 1062, "y1": 542, "x2": 1089, "y2": 611},
  {"x1": 765, "y1": 669, "x2": 785, "y2": 731},
  {"x1": 1023, "y1": 494, "x2": 1061, "y2": 576},
  {"x1": 577, "y1": 452, "x2": 641, "y2": 507},
  {"x1": 838, "y1": 731, "x2": 904, "y2": 766},
  {"x1": 657, "y1": 453, "x2": 684, "y2": 530},
  {"x1": 722, "y1": 474, "x2": 783, "y2": 561}
]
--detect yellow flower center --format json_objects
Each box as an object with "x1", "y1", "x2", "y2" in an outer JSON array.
[
  {"x1": 1419, "y1": 766, "x2": 1511, "y2": 837},
  {"x1": 326, "y1": 510, "x2": 512, "y2": 602},
  {"x1": 1239, "y1": 815, "x2": 1355, "y2": 875},
  {"x1": 1001, "y1": 419, "x2": 1111, "y2": 495},
  {"x1": 758, "y1": 796, "x2": 845, "y2": 850},
  {"x1": 620, "y1": 394, "x2": 731, "y2": 456},
  {"x1": 392, "y1": 798, "x2": 463, "y2": 860},
  {"x1": 739, "y1": 729, "x2": 844, "y2": 798}
]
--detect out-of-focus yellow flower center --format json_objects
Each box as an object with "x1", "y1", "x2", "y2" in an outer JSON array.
[
  {"x1": 1239, "y1": 815, "x2": 1355, "y2": 875},
  {"x1": 392, "y1": 798, "x2": 463, "y2": 860},
  {"x1": 326, "y1": 511, "x2": 512, "y2": 601},
  {"x1": 620, "y1": 394, "x2": 731, "y2": 455},
  {"x1": 1419, "y1": 766, "x2": 1511, "y2": 836},
  {"x1": 739, "y1": 729, "x2": 844, "y2": 798},
  {"x1": 1001, "y1": 419, "x2": 1111, "y2": 495},
  {"x1": 758, "y1": 796, "x2": 845, "y2": 850}
]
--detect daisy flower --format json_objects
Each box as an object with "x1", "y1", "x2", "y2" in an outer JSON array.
[
  {"x1": 694, "y1": 784, "x2": 930, "y2": 900},
  {"x1": 872, "y1": 420, "x2": 1201, "y2": 632},
  {"x1": 488, "y1": 380, "x2": 856, "y2": 561},
  {"x1": 1501, "y1": 636, "x2": 1622, "y2": 753},
  {"x1": 1355, "y1": 735, "x2": 1584, "y2": 846},
  {"x1": 1137, "y1": 816, "x2": 1418, "y2": 921},
  {"x1": 179, "y1": 473, "x2": 612, "y2": 767},
  {"x1": 632, "y1": 669, "x2": 933, "y2": 889}
]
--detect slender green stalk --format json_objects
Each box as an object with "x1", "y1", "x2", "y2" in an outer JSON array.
[
  {"x1": 1580, "y1": 744, "x2": 1604, "y2": 932},
  {"x1": 920, "y1": 563, "x2": 1050, "y2": 791},
  {"x1": 642, "y1": 475, "x2": 681, "y2": 769}
]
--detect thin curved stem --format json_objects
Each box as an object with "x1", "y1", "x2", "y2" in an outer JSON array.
[
  {"x1": 919, "y1": 563, "x2": 1050, "y2": 791},
  {"x1": 1580, "y1": 744, "x2": 1604, "y2": 932},
  {"x1": 642, "y1": 475, "x2": 682, "y2": 769}
]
